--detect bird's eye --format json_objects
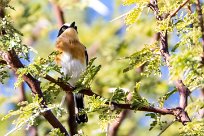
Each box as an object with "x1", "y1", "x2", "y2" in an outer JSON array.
[{"x1": 61, "y1": 27, "x2": 67, "y2": 32}]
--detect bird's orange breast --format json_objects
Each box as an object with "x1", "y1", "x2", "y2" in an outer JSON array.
[{"x1": 55, "y1": 33, "x2": 86, "y2": 65}]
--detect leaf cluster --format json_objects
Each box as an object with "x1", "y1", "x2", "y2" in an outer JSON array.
[
  {"x1": 170, "y1": 47, "x2": 204, "y2": 90},
  {"x1": 75, "y1": 57, "x2": 101, "y2": 92},
  {"x1": 146, "y1": 113, "x2": 167, "y2": 131},
  {"x1": 0, "y1": 15, "x2": 30, "y2": 59},
  {"x1": 0, "y1": 0, "x2": 13, "y2": 9},
  {"x1": 110, "y1": 88, "x2": 129, "y2": 104},
  {"x1": 15, "y1": 51, "x2": 61, "y2": 87},
  {"x1": 131, "y1": 82, "x2": 149, "y2": 110},
  {"x1": 1, "y1": 95, "x2": 43, "y2": 134},
  {"x1": 180, "y1": 120, "x2": 204, "y2": 136},
  {"x1": 0, "y1": 63, "x2": 9, "y2": 83},
  {"x1": 42, "y1": 82, "x2": 61, "y2": 104},
  {"x1": 123, "y1": 43, "x2": 161, "y2": 77},
  {"x1": 49, "y1": 128, "x2": 65, "y2": 136}
]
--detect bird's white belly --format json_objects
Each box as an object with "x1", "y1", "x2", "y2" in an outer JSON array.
[{"x1": 60, "y1": 52, "x2": 86, "y2": 86}]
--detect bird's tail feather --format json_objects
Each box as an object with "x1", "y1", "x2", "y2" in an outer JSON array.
[{"x1": 74, "y1": 93, "x2": 88, "y2": 124}]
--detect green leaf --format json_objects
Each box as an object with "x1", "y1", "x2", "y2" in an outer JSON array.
[
  {"x1": 110, "y1": 88, "x2": 129, "y2": 103},
  {"x1": 123, "y1": 43, "x2": 161, "y2": 77},
  {"x1": 75, "y1": 57, "x2": 101, "y2": 92},
  {"x1": 125, "y1": 7, "x2": 143, "y2": 25},
  {"x1": 180, "y1": 120, "x2": 204, "y2": 136},
  {"x1": 123, "y1": 0, "x2": 149, "y2": 5},
  {"x1": 49, "y1": 128, "x2": 65, "y2": 136},
  {"x1": 131, "y1": 82, "x2": 149, "y2": 110},
  {"x1": 158, "y1": 88, "x2": 177, "y2": 108}
]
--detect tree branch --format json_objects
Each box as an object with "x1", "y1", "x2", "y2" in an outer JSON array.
[
  {"x1": 169, "y1": 0, "x2": 190, "y2": 18},
  {"x1": 1, "y1": 50, "x2": 69, "y2": 135},
  {"x1": 148, "y1": 0, "x2": 190, "y2": 19},
  {"x1": 108, "y1": 110, "x2": 129, "y2": 136},
  {"x1": 108, "y1": 93, "x2": 132, "y2": 136},
  {"x1": 198, "y1": 88, "x2": 204, "y2": 118},
  {"x1": 0, "y1": 7, "x2": 39, "y2": 136},
  {"x1": 148, "y1": 0, "x2": 191, "y2": 124},
  {"x1": 44, "y1": 74, "x2": 191, "y2": 123},
  {"x1": 66, "y1": 92, "x2": 78, "y2": 135},
  {"x1": 51, "y1": 2, "x2": 65, "y2": 27},
  {"x1": 18, "y1": 82, "x2": 26, "y2": 102}
]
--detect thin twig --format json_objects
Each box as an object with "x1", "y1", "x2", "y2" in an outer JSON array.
[{"x1": 169, "y1": 0, "x2": 190, "y2": 18}]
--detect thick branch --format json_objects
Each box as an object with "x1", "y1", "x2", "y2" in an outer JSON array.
[
  {"x1": 66, "y1": 92, "x2": 78, "y2": 135},
  {"x1": 18, "y1": 82, "x2": 26, "y2": 102},
  {"x1": 1, "y1": 50, "x2": 69, "y2": 135},
  {"x1": 175, "y1": 80, "x2": 190, "y2": 109},
  {"x1": 51, "y1": 2, "x2": 65, "y2": 27},
  {"x1": 108, "y1": 110, "x2": 129, "y2": 136},
  {"x1": 108, "y1": 93, "x2": 132, "y2": 136}
]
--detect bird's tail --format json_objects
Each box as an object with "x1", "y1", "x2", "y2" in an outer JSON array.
[{"x1": 74, "y1": 93, "x2": 88, "y2": 124}]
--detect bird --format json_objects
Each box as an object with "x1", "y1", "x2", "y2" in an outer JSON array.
[{"x1": 55, "y1": 22, "x2": 88, "y2": 124}]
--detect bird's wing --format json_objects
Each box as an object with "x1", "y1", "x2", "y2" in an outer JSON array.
[{"x1": 85, "y1": 47, "x2": 88, "y2": 66}]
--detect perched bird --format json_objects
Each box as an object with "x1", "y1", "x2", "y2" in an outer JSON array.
[{"x1": 55, "y1": 22, "x2": 88, "y2": 124}]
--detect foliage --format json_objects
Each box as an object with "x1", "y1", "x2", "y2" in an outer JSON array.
[
  {"x1": 42, "y1": 83, "x2": 62, "y2": 104},
  {"x1": 125, "y1": 7, "x2": 143, "y2": 25},
  {"x1": 2, "y1": 95, "x2": 42, "y2": 135},
  {"x1": 170, "y1": 47, "x2": 204, "y2": 90},
  {"x1": 86, "y1": 95, "x2": 116, "y2": 130},
  {"x1": 1, "y1": 94, "x2": 66, "y2": 135},
  {"x1": 123, "y1": 43, "x2": 161, "y2": 77},
  {"x1": 179, "y1": 120, "x2": 204, "y2": 136},
  {"x1": 0, "y1": 15, "x2": 29, "y2": 60},
  {"x1": 1, "y1": 0, "x2": 204, "y2": 136},
  {"x1": 110, "y1": 88, "x2": 129, "y2": 103},
  {"x1": 145, "y1": 113, "x2": 167, "y2": 131},
  {"x1": 123, "y1": 0, "x2": 149, "y2": 6},
  {"x1": 49, "y1": 128, "x2": 65, "y2": 136},
  {"x1": 75, "y1": 57, "x2": 101, "y2": 92},
  {"x1": 0, "y1": 63, "x2": 9, "y2": 83},
  {"x1": 131, "y1": 82, "x2": 149, "y2": 109},
  {"x1": 15, "y1": 51, "x2": 61, "y2": 87},
  {"x1": 186, "y1": 98, "x2": 204, "y2": 117}
]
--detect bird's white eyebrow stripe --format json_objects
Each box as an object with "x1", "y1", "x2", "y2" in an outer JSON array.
[{"x1": 63, "y1": 23, "x2": 71, "y2": 27}]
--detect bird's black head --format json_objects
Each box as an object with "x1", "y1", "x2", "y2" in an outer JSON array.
[{"x1": 57, "y1": 22, "x2": 78, "y2": 37}]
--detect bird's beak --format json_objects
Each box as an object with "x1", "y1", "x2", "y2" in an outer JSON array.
[{"x1": 70, "y1": 22, "x2": 75, "y2": 28}]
